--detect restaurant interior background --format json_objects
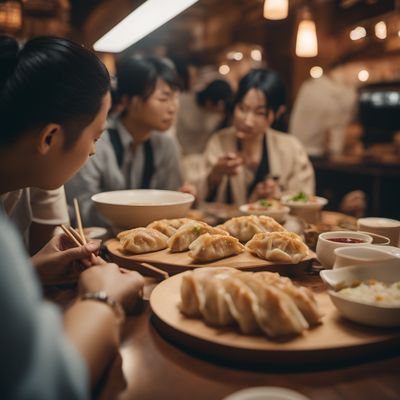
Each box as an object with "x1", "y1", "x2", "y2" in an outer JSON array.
[{"x1": 1, "y1": 0, "x2": 399, "y2": 218}]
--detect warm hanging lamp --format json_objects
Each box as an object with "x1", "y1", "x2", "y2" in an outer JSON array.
[
  {"x1": 295, "y1": 8, "x2": 318, "y2": 57},
  {"x1": 263, "y1": 0, "x2": 288, "y2": 20},
  {"x1": 0, "y1": 0, "x2": 22, "y2": 31}
]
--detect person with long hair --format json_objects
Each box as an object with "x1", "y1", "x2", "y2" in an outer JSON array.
[
  {"x1": 202, "y1": 68, "x2": 315, "y2": 204},
  {"x1": 0, "y1": 35, "x2": 144, "y2": 399}
]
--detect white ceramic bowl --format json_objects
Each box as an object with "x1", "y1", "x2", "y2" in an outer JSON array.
[
  {"x1": 92, "y1": 189, "x2": 195, "y2": 229},
  {"x1": 316, "y1": 231, "x2": 373, "y2": 269},
  {"x1": 333, "y1": 245, "x2": 400, "y2": 269},
  {"x1": 320, "y1": 260, "x2": 400, "y2": 327},
  {"x1": 239, "y1": 204, "x2": 290, "y2": 223},
  {"x1": 281, "y1": 194, "x2": 328, "y2": 209},
  {"x1": 357, "y1": 217, "x2": 400, "y2": 246},
  {"x1": 281, "y1": 195, "x2": 328, "y2": 224},
  {"x1": 222, "y1": 387, "x2": 310, "y2": 400}
]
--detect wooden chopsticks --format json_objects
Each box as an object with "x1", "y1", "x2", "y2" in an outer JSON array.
[
  {"x1": 73, "y1": 198, "x2": 87, "y2": 245},
  {"x1": 60, "y1": 224, "x2": 86, "y2": 247}
]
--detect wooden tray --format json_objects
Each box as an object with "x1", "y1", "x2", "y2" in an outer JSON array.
[
  {"x1": 150, "y1": 273, "x2": 400, "y2": 367},
  {"x1": 105, "y1": 238, "x2": 316, "y2": 276}
]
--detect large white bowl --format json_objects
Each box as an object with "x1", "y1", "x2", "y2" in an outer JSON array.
[
  {"x1": 92, "y1": 189, "x2": 195, "y2": 228},
  {"x1": 320, "y1": 260, "x2": 400, "y2": 327}
]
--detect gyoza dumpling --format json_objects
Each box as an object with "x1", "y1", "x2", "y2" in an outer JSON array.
[
  {"x1": 257, "y1": 215, "x2": 286, "y2": 233},
  {"x1": 168, "y1": 221, "x2": 228, "y2": 252},
  {"x1": 147, "y1": 218, "x2": 193, "y2": 237},
  {"x1": 237, "y1": 274, "x2": 309, "y2": 338},
  {"x1": 180, "y1": 267, "x2": 237, "y2": 317},
  {"x1": 222, "y1": 272, "x2": 260, "y2": 334},
  {"x1": 188, "y1": 233, "x2": 245, "y2": 262},
  {"x1": 246, "y1": 231, "x2": 309, "y2": 264},
  {"x1": 218, "y1": 215, "x2": 266, "y2": 242},
  {"x1": 256, "y1": 272, "x2": 322, "y2": 325},
  {"x1": 200, "y1": 268, "x2": 239, "y2": 326},
  {"x1": 118, "y1": 227, "x2": 168, "y2": 254}
]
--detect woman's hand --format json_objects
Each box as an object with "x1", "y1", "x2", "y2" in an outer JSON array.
[
  {"x1": 31, "y1": 234, "x2": 103, "y2": 285},
  {"x1": 249, "y1": 177, "x2": 281, "y2": 202},
  {"x1": 208, "y1": 153, "x2": 243, "y2": 191},
  {"x1": 79, "y1": 264, "x2": 144, "y2": 313}
]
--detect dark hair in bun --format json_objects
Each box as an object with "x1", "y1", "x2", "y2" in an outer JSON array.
[{"x1": 0, "y1": 35, "x2": 110, "y2": 148}]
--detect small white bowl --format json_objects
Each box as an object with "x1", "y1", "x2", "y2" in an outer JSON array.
[
  {"x1": 320, "y1": 260, "x2": 400, "y2": 327},
  {"x1": 316, "y1": 231, "x2": 373, "y2": 269},
  {"x1": 92, "y1": 189, "x2": 194, "y2": 229},
  {"x1": 333, "y1": 245, "x2": 400, "y2": 269},
  {"x1": 281, "y1": 194, "x2": 328, "y2": 209},
  {"x1": 222, "y1": 386, "x2": 310, "y2": 400},
  {"x1": 281, "y1": 195, "x2": 327, "y2": 224},
  {"x1": 239, "y1": 204, "x2": 290, "y2": 223}
]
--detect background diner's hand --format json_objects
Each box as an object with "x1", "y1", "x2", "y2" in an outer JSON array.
[
  {"x1": 209, "y1": 152, "x2": 243, "y2": 184},
  {"x1": 31, "y1": 234, "x2": 103, "y2": 285},
  {"x1": 79, "y1": 263, "x2": 145, "y2": 313},
  {"x1": 179, "y1": 182, "x2": 197, "y2": 198},
  {"x1": 249, "y1": 177, "x2": 281, "y2": 202}
]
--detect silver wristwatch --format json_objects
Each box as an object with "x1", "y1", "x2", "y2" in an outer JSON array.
[{"x1": 80, "y1": 291, "x2": 125, "y2": 324}]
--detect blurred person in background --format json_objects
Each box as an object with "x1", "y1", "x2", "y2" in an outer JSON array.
[
  {"x1": 289, "y1": 66, "x2": 357, "y2": 160},
  {"x1": 176, "y1": 79, "x2": 233, "y2": 155},
  {"x1": 66, "y1": 56, "x2": 186, "y2": 227},
  {"x1": 201, "y1": 68, "x2": 314, "y2": 205},
  {"x1": 1, "y1": 186, "x2": 70, "y2": 254},
  {"x1": 0, "y1": 35, "x2": 144, "y2": 399}
]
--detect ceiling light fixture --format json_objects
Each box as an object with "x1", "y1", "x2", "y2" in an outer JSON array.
[
  {"x1": 219, "y1": 64, "x2": 230, "y2": 75},
  {"x1": 374, "y1": 21, "x2": 387, "y2": 40},
  {"x1": 94, "y1": 0, "x2": 199, "y2": 53},
  {"x1": 295, "y1": 8, "x2": 318, "y2": 57},
  {"x1": 310, "y1": 66, "x2": 323, "y2": 79},
  {"x1": 350, "y1": 26, "x2": 366, "y2": 41},
  {"x1": 0, "y1": 1, "x2": 22, "y2": 31},
  {"x1": 263, "y1": 0, "x2": 288, "y2": 20}
]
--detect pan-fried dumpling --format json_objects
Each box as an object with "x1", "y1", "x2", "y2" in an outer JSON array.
[
  {"x1": 180, "y1": 267, "x2": 237, "y2": 317},
  {"x1": 218, "y1": 215, "x2": 286, "y2": 242},
  {"x1": 256, "y1": 272, "x2": 322, "y2": 325},
  {"x1": 223, "y1": 272, "x2": 260, "y2": 334},
  {"x1": 188, "y1": 233, "x2": 245, "y2": 262},
  {"x1": 118, "y1": 227, "x2": 168, "y2": 254},
  {"x1": 257, "y1": 215, "x2": 286, "y2": 233},
  {"x1": 237, "y1": 274, "x2": 309, "y2": 337},
  {"x1": 167, "y1": 221, "x2": 228, "y2": 252},
  {"x1": 217, "y1": 216, "x2": 266, "y2": 242},
  {"x1": 246, "y1": 231, "x2": 309, "y2": 264},
  {"x1": 147, "y1": 218, "x2": 193, "y2": 237},
  {"x1": 200, "y1": 268, "x2": 239, "y2": 326}
]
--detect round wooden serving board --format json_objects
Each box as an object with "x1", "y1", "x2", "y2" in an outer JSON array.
[
  {"x1": 105, "y1": 238, "x2": 316, "y2": 276},
  {"x1": 150, "y1": 273, "x2": 400, "y2": 367}
]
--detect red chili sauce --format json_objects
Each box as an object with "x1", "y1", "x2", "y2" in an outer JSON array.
[{"x1": 328, "y1": 237, "x2": 366, "y2": 244}]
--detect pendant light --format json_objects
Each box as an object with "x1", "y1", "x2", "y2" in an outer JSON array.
[
  {"x1": 295, "y1": 8, "x2": 318, "y2": 57},
  {"x1": 0, "y1": 1, "x2": 22, "y2": 31},
  {"x1": 263, "y1": 0, "x2": 288, "y2": 20}
]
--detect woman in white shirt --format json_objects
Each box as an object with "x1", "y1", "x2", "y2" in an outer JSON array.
[{"x1": 203, "y1": 68, "x2": 315, "y2": 205}]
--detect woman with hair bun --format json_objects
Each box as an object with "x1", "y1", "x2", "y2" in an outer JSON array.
[
  {"x1": 203, "y1": 68, "x2": 315, "y2": 204},
  {"x1": 0, "y1": 35, "x2": 144, "y2": 399}
]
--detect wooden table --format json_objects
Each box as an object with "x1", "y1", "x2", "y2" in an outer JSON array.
[{"x1": 97, "y1": 274, "x2": 400, "y2": 400}]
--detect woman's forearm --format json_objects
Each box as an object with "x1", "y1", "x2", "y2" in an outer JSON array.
[{"x1": 64, "y1": 300, "x2": 120, "y2": 386}]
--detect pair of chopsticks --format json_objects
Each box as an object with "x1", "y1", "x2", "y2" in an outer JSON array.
[{"x1": 60, "y1": 198, "x2": 94, "y2": 259}]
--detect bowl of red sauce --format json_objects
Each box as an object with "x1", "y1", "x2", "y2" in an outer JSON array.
[{"x1": 316, "y1": 231, "x2": 373, "y2": 269}]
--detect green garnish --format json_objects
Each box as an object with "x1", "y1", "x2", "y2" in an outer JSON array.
[
  {"x1": 192, "y1": 225, "x2": 202, "y2": 236},
  {"x1": 259, "y1": 198, "x2": 272, "y2": 208},
  {"x1": 289, "y1": 191, "x2": 309, "y2": 202}
]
